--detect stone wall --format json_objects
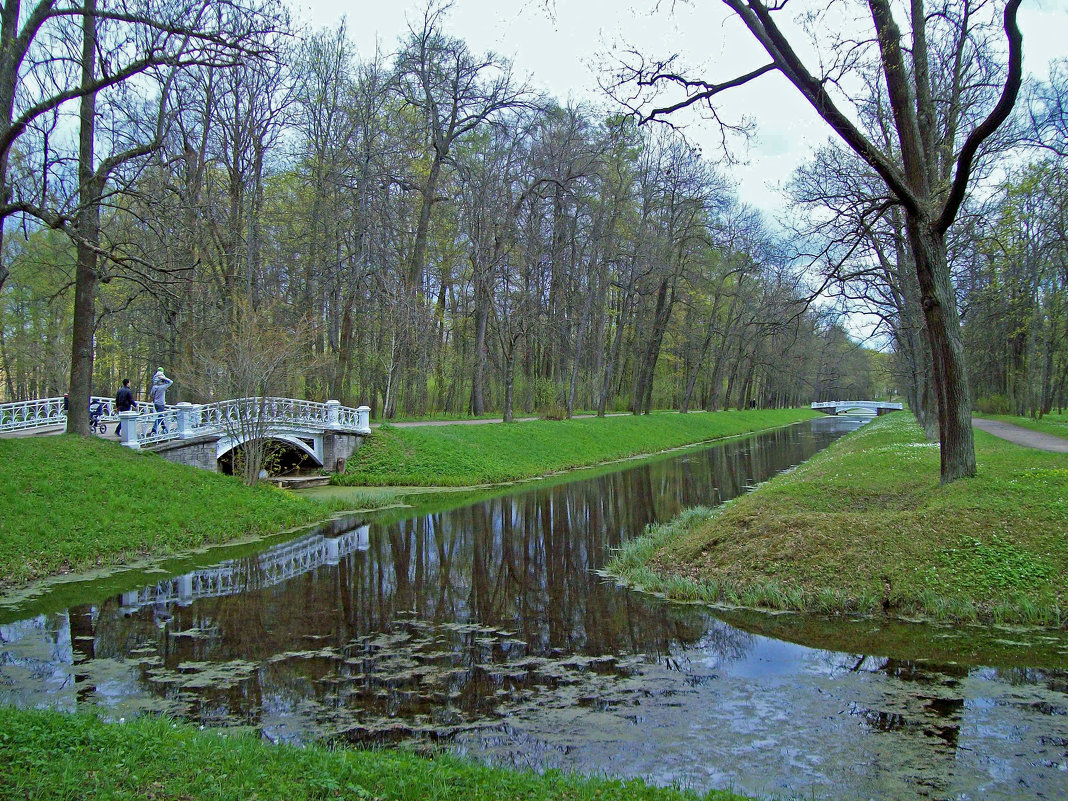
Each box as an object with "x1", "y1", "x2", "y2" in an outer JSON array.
[
  {"x1": 152, "y1": 436, "x2": 220, "y2": 472},
  {"x1": 323, "y1": 432, "x2": 365, "y2": 473},
  {"x1": 149, "y1": 431, "x2": 367, "y2": 474}
]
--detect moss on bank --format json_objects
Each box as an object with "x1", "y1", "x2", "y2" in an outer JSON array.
[
  {"x1": 0, "y1": 435, "x2": 392, "y2": 589},
  {"x1": 0, "y1": 708, "x2": 748, "y2": 801},
  {"x1": 604, "y1": 414, "x2": 1068, "y2": 625},
  {"x1": 335, "y1": 408, "x2": 820, "y2": 487}
]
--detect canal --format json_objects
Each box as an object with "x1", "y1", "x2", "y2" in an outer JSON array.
[{"x1": 1, "y1": 417, "x2": 1065, "y2": 800}]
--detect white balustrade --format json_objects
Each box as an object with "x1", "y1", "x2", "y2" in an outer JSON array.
[
  {"x1": 356, "y1": 405, "x2": 371, "y2": 434},
  {"x1": 3, "y1": 394, "x2": 370, "y2": 447},
  {"x1": 0, "y1": 397, "x2": 66, "y2": 432},
  {"x1": 811, "y1": 400, "x2": 904, "y2": 414},
  {"x1": 0, "y1": 395, "x2": 161, "y2": 433}
]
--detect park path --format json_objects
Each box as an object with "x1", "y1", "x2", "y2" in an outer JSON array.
[
  {"x1": 972, "y1": 417, "x2": 1068, "y2": 453},
  {"x1": 377, "y1": 412, "x2": 630, "y2": 428}
]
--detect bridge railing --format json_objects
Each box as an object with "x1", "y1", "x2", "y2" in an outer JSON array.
[
  {"x1": 195, "y1": 397, "x2": 336, "y2": 432},
  {"x1": 0, "y1": 395, "x2": 157, "y2": 433},
  {"x1": 2, "y1": 394, "x2": 370, "y2": 445},
  {"x1": 87, "y1": 396, "x2": 156, "y2": 420},
  {"x1": 811, "y1": 400, "x2": 904, "y2": 413},
  {"x1": 117, "y1": 396, "x2": 371, "y2": 448},
  {"x1": 124, "y1": 408, "x2": 181, "y2": 446},
  {"x1": 0, "y1": 397, "x2": 67, "y2": 432}
]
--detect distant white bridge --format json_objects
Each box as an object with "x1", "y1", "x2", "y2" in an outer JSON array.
[
  {"x1": 0, "y1": 395, "x2": 371, "y2": 472},
  {"x1": 811, "y1": 400, "x2": 904, "y2": 416},
  {"x1": 119, "y1": 525, "x2": 370, "y2": 613}
]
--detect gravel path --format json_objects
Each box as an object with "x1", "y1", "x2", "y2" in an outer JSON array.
[{"x1": 972, "y1": 417, "x2": 1068, "y2": 453}]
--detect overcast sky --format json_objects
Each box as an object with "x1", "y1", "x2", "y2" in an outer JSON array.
[{"x1": 289, "y1": 0, "x2": 1066, "y2": 217}]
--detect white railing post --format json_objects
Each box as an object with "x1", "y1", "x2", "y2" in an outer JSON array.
[
  {"x1": 176, "y1": 402, "x2": 197, "y2": 439},
  {"x1": 118, "y1": 411, "x2": 140, "y2": 449},
  {"x1": 356, "y1": 405, "x2": 370, "y2": 434},
  {"x1": 325, "y1": 399, "x2": 341, "y2": 429}
]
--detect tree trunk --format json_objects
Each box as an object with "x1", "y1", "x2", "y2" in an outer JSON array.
[
  {"x1": 469, "y1": 273, "x2": 489, "y2": 415},
  {"x1": 502, "y1": 349, "x2": 516, "y2": 423},
  {"x1": 909, "y1": 221, "x2": 975, "y2": 482},
  {"x1": 598, "y1": 290, "x2": 628, "y2": 416},
  {"x1": 67, "y1": 0, "x2": 100, "y2": 437},
  {"x1": 679, "y1": 290, "x2": 723, "y2": 413},
  {"x1": 409, "y1": 153, "x2": 443, "y2": 288}
]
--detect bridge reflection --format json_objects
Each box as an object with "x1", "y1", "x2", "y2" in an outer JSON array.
[{"x1": 119, "y1": 526, "x2": 370, "y2": 614}]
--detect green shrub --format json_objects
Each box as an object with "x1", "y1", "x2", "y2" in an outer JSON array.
[{"x1": 974, "y1": 394, "x2": 1011, "y2": 414}]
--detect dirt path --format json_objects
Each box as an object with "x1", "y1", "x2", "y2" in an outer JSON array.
[{"x1": 972, "y1": 417, "x2": 1068, "y2": 453}]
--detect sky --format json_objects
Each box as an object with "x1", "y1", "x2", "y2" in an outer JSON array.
[{"x1": 289, "y1": 0, "x2": 1066, "y2": 219}]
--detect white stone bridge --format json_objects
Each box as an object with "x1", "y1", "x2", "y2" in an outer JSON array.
[
  {"x1": 811, "y1": 400, "x2": 904, "y2": 416},
  {"x1": 0, "y1": 395, "x2": 370, "y2": 473}
]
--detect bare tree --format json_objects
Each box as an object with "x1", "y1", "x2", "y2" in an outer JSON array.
[
  {"x1": 0, "y1": 0, "x2": 288, "y2": 434},
  {"x1": 182, "y1": 296, "x2": 311, "y2": 484},
  {"x1": 610, "y1": 0, "x2": 1025, "y2": 483}
]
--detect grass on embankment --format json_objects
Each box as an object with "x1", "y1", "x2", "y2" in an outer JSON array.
[
  {"x1": 976, "y1": 410, "x2": 1068, "y2": 440},
  {"x1": 0, "y1": 435, "x2": 390, "y2": 590},
  {"x1": 605, "y1": 414, "x2": 1068, "y2": 626},
  {"x1": 335, "y1": 408, "x2": 820, "y2": 487},
  {"x1": 0, "y1": 708, "x2": 748, "y2": 801}
]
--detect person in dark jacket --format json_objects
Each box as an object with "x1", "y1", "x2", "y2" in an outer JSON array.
[{"x1": 115, "y1": 378, "x2": 134, "y2": 435}]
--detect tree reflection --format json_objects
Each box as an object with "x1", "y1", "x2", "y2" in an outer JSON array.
[{"x1": 22, "y1": 423, "x2": 842, "y2": 740}]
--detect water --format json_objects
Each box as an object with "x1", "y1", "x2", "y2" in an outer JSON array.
[{"x1": 2, "y1": 417, "x2": 1066, "y2": 800}]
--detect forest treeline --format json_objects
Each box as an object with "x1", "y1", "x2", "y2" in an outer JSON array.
[
  {"x1": 0, "y1": 3, "x2": 878, "y2": 420},
  {"x1": 0, "y1": 1, "x2": 1063, "y2": 426}
]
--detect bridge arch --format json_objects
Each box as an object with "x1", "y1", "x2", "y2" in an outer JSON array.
[
  {"x1": 837, "y1": 404, "x2": 878, "y2": 415},
  {"x1": 216, "y1": 433, "x2": 323, "y2": 475}
]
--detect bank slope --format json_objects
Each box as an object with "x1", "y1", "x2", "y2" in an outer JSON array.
[
  {"x1": 0, "y1": 435, "x2": 388, "y2": 589},
  {"x1": 335, "y1": 409, "x2": 820, "y2": 487},
  {"x1": 606, "y1": 414, "x2": 1068, "y2": 625}
]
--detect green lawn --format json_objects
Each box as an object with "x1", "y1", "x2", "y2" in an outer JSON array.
[
  {"x1": 0, "y1": 435, "x2": 392, "y2": 589},
  {"x1": 335, "y1": 408, "x2": 820, "y2": 487},
  {"x1": 606, "y1": 413, "x2": 1068, "y2": 625},
  {"x1": 0, "y1": 708, "x2": 748, "y2": 801}
]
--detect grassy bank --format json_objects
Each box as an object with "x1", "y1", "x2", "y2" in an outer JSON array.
[
  {"x1": 335, "y1": 408, "x2": 820, "y2": 487},
  {"x1": 976, "y1": 410, "x2": 1068, "y2": 440},
  {"x1": 605, "y1": 414, "x2": 1068, "y2": 625},
  {"x1": 0, "y1": 708, "x2": 747, "y2": 801},
  {"x1": 0, "y1": 435, "x2": 392, "y2": 590}
]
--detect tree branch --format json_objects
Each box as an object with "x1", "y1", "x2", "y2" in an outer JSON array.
[{"x1": 936, "y1": 0, "x2": 1023, "y2": 234}]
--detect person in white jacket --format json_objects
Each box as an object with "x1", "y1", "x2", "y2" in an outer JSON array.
[{"x1": 149, "y1": 368, "x2": 173, "y2": 434}]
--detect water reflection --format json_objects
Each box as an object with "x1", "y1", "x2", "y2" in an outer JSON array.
[{"x1": 2, "y1": 417, "x2": 1067, "y2": 800}]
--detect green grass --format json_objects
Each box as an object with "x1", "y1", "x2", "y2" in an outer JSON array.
[
  {"x1": 0, "y1": 435, "x2": 394, "y2": 590},
  {"x1": 0, "y1": 708, "x2": 749, "y2": 801},
  {"x1": 335, "y1": 409, "x2": 820, "y2": 487},
  {"x1": 604, "y1": 414, "x2": 1068, "y2": 625},
  {"x1": 975, "y1": 410, "x2": 1068, "y2": 440}
]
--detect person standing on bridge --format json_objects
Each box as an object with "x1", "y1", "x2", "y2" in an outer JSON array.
[
  {"x1": 114, "y1": 378, "x2": 134, "y2": 436},
  {"x1": 149, "y1": 368, "x2": 173, "y2": 434}
]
